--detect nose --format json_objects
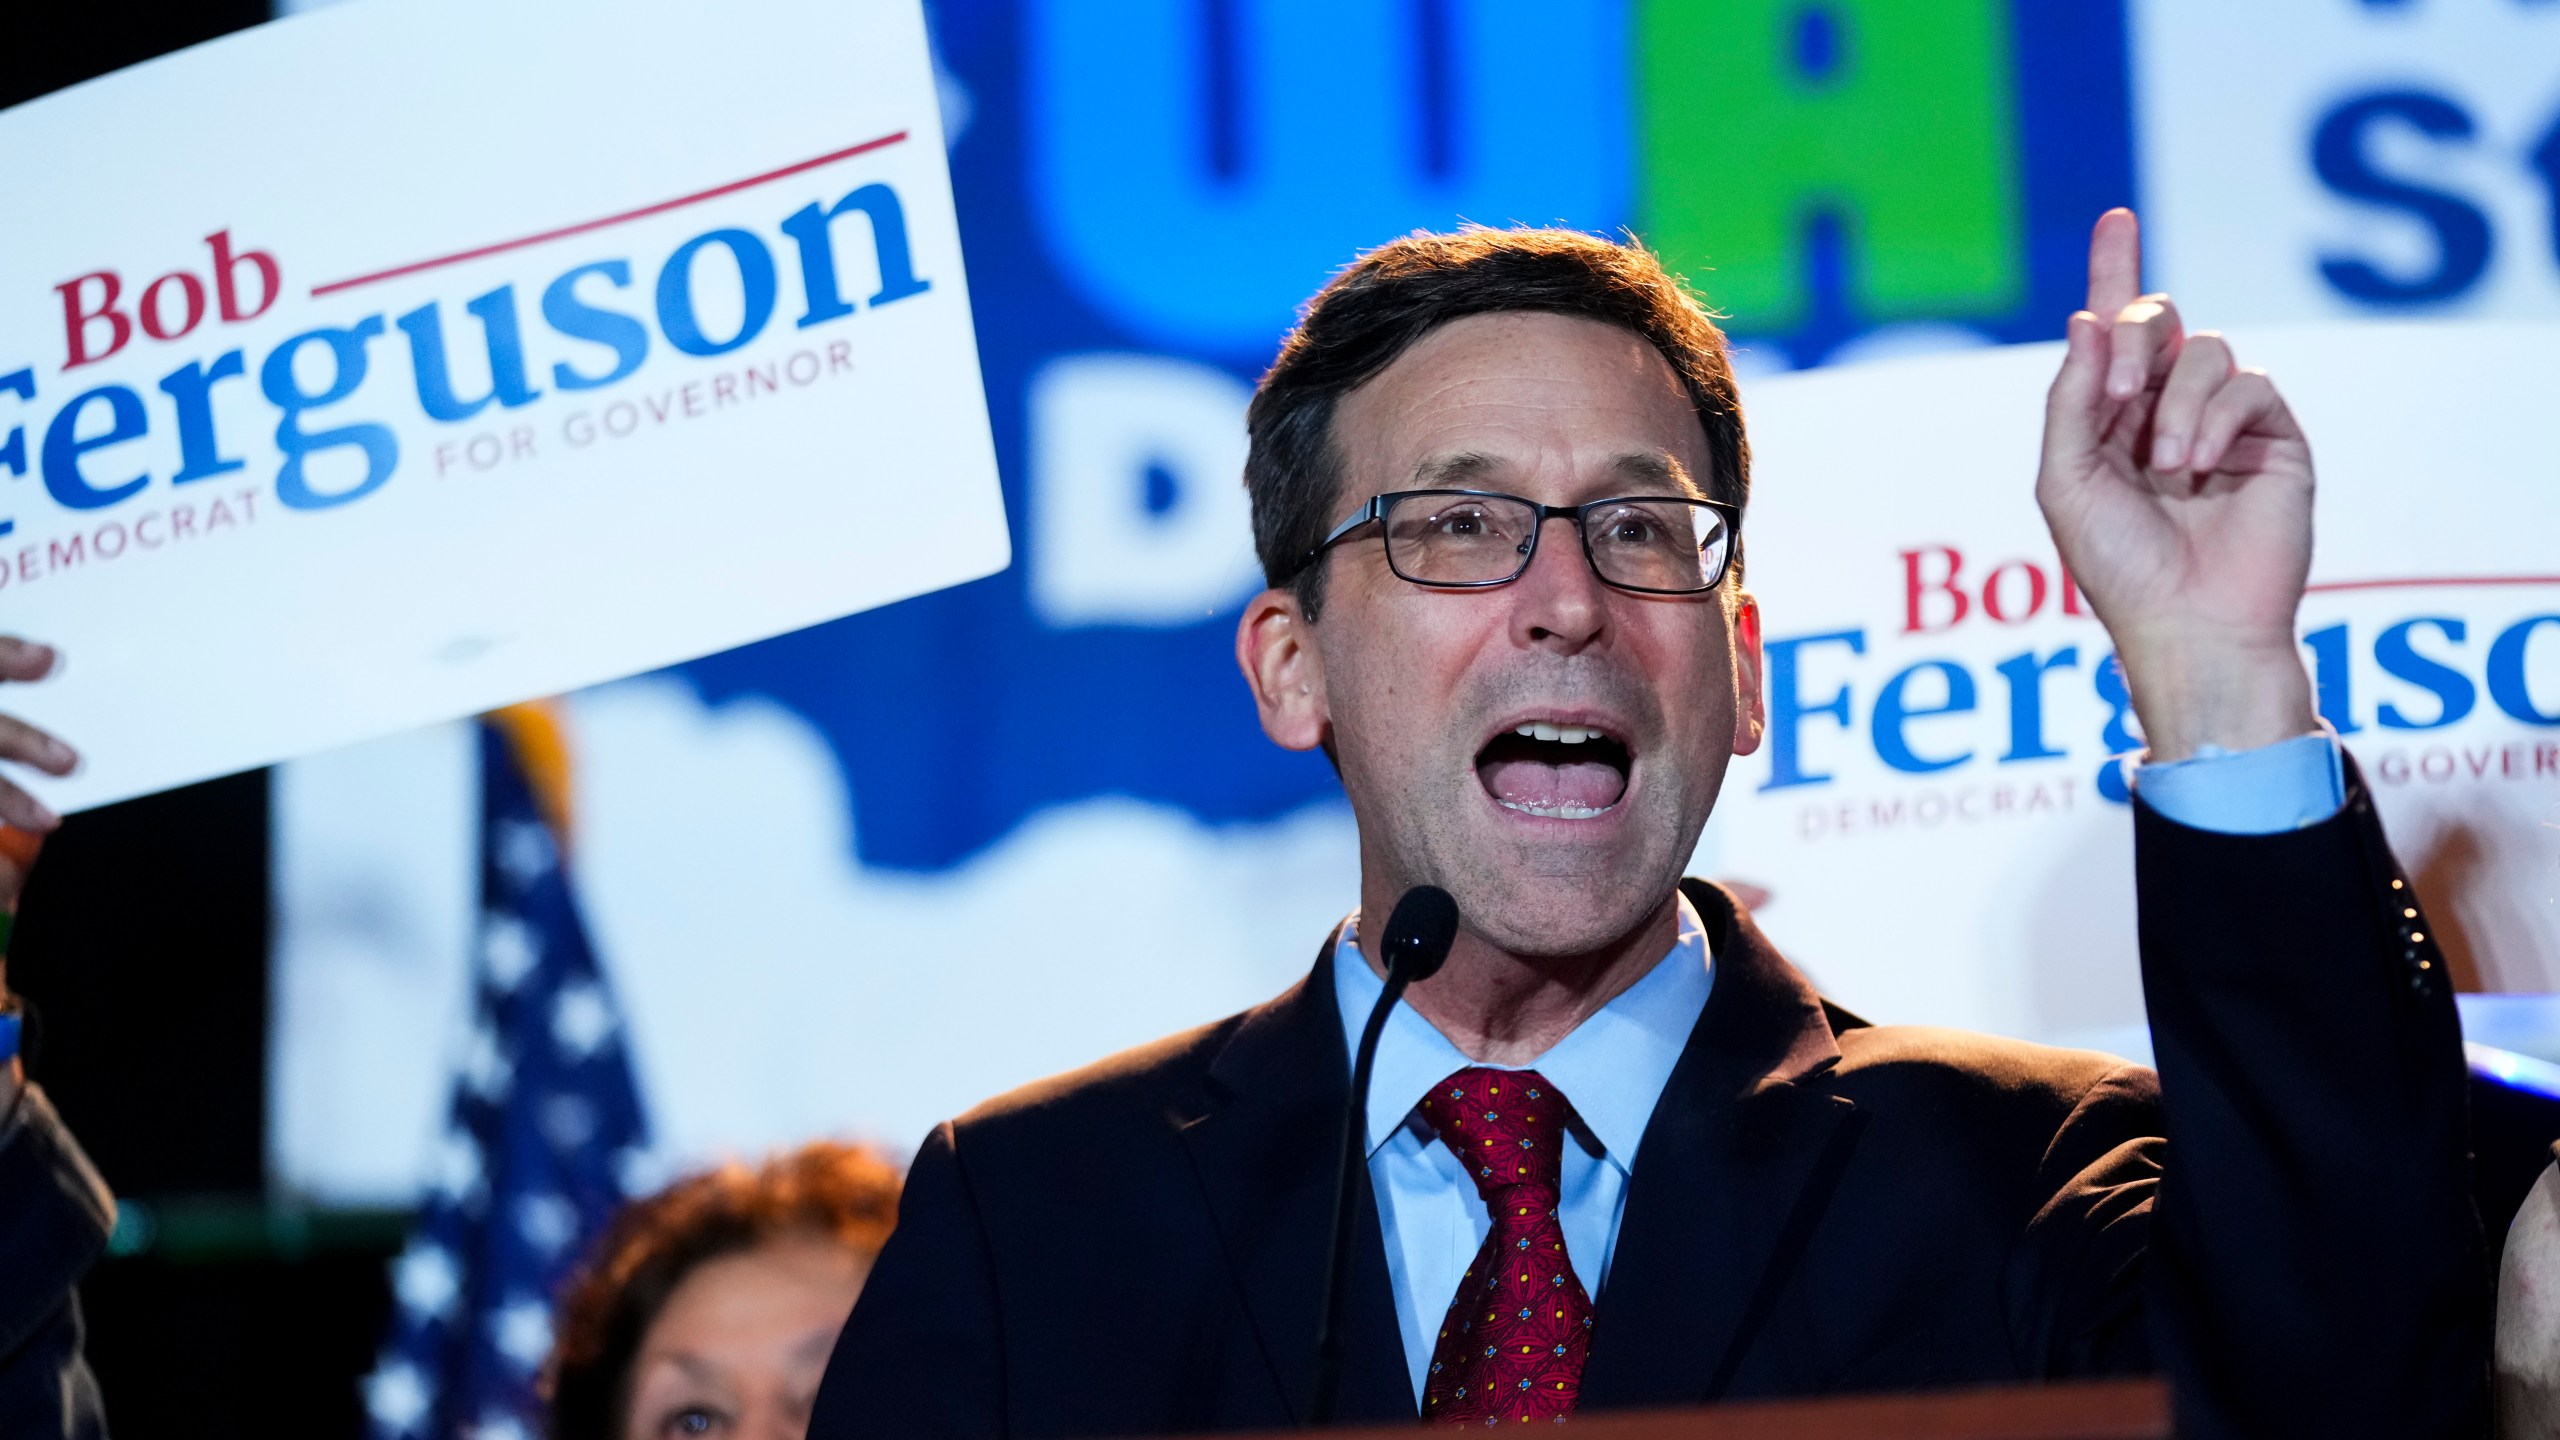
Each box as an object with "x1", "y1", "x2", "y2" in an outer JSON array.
[{"x1": 1508, "y1": 513, "x2": 1608, "y2": 653}]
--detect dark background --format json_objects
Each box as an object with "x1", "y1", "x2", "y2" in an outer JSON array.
[{"x1": 6, "y1": 11, "x2": 396, "y2": 1438}]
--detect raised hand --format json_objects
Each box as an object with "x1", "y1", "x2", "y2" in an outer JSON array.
[
  {"x1": 2036, "y1": 209, "x2": 2320, "y2": 763},
  {"x1": 0, "y1": 639, "x2": 75, "y2": 916}
]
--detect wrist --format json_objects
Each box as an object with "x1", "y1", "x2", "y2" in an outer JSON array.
[{"x1": 2116, "y1": 631, "x2": 2319, "y2": 763}]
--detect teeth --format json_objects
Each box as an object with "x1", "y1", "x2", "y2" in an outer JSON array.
[
  {"x1": 1513, "y1": 722, "x2": 1604, "y2": 745},
  {"x1": 1497, "y1": 799, "x2": 1613, "y2": 820}
]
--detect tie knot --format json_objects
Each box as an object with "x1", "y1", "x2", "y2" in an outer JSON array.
[{"x1": 1418, "y1": 1067, "x2": 1573, "y2": 1200}]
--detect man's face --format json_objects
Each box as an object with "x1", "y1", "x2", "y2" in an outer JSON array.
[{"x1": 1240, "y1": 311, "x2": 1765, "y2": 960}]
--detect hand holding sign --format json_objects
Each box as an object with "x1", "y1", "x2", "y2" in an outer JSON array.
[
  {"x1": 0, "y1": 641, "x2": 73, "y2": 852},
  {"x1": 2036, "y1": 208, "x2": 2322, "y2": 763}
]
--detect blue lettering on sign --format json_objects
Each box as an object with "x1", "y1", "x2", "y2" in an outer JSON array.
[
  {"x1": 783, "y1": 183, "x2": 933, "y2": 327},
  {"x1": 2302, "y1": 622, "x2": 2364, "y2": 735},
  {"x1": 2489, "y1": 616, "x2": 2560, "y2": 725},
  {"x1": 657, "y1": 229, "x2": 780, "y2": 357},
  {"x1": 1738, "y1": 610, "x2": 2560, "y2": 821},
  {"x1": 1993, "y1": 647, "x2": 2078, "y2": 761},
  {"x1": 261, "y1": 316, "x2": 399, "y2": 511},
  {"x1": 0, "y1": 368, "x2": 31, "y2": 534},
  {"x1": 1872, "y1": 659, "x2": 1977, "y2": 774},
  {"x1": 158, "y1": 350, "x2": 247, "y2": 484},
  {"x1": 2376, "y1": 616, "x2": 2476, "y2": 730},
  {"x1": 0, "y1": 175, "x2": 931, "y2": 530},
  {"x1": 1759, "y1": 629, "x2": 1866, "y2": 791},
  {"x1": 40, "y1": 385, "x2": 151, "y2": 510},
  {"x1": 1023, "y1": 0, "x2": 1629, "y2": 354},
  {"x1": 400, "y1": 285, "x2": 543, "y2": 422},
  {"x1": 542, "y1": 261, "x2": 651, "y2": 392}
]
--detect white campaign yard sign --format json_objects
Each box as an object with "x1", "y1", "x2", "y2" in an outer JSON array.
[
  {"x1": 1710, "y1": 322, "x2": 2560, "y2": 1041},
  {"x1": 0, "y1": 0, "x2": 1004, "y2": 811}
]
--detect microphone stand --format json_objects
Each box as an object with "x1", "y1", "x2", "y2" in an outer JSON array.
[{"x1": 1310, "y1": 885, "x2": 1457, "y2": 1427}]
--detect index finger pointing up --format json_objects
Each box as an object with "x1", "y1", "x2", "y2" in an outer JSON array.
[{"x1": 2085, "y1": 207, "x2": 2143, "y2": 317}]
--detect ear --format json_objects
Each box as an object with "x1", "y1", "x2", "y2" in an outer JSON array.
[
  {"x1": 1728, "y1": 589, "x2": 1767, "y2": 757},
  {"x1": 1236, "y1": 587, "x2": 1330, "y2": 751}
]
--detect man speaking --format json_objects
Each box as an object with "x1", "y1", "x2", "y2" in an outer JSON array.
[{"x1": 809, "y1": 212, "x2": 2483, "y2": 1437}]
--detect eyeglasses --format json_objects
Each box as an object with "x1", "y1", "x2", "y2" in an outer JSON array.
[{"x1": 1298, "y1": 489, "x2": 1740, "y2": 596}]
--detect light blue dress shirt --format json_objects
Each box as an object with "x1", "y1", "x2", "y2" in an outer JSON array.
[
  {"x1": 1330, "y1": 898, "x2": 1712, "y2": 1404},
  {"x1": 1333, "y1": 733, "x2": 2345, "y2": 1403}
]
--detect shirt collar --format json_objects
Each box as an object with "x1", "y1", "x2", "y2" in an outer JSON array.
[{"x1": 1330, "y1": 895, "x2": 1713, "y2": 1174}]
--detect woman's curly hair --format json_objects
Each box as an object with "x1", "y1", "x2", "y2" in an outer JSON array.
[{"x1": 543, "y1": 1141, "x2": 902, "y2": 1440}]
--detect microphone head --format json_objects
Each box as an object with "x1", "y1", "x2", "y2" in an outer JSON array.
[{"x1": 1379, "y1": 885, "x2": 1460, "y2": 983}]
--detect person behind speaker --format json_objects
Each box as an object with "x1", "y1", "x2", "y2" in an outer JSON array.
[
  {"x1": 545, "y1": 1141, "x2": 901, "y2": 1440},
  {"x1": 0, "y1": 638, "x2": 108, "y2": 1440},
  {"x1": 807, "y1": 211, "x2": 2485, "y2": 1438}
]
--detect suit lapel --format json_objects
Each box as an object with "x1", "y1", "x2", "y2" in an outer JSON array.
[
  {"x1": 1579, "y1": 880, "x2": 1864, "y2": 1408},
  {"x1": 1174, "y1": 940, "x2": 1416, "y2": 1426}
]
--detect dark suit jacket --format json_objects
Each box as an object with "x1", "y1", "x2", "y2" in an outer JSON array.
[
  {"x1": 0, "y1": 1082, "x2": 112, "y2": 1440},
  {"x1": 812, "y1": 780, "x2": 2486, "y2": 1438}
]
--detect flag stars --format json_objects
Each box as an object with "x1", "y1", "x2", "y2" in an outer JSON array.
[
  {"x1": 374, "y1": 736, "x2": 648, "y2": 1440},
  {"x1": 392, "y1": 1242, "x2": 459, "y2": 1319},
  {"x1": 480, "y1": 916, "x2": 541, "y2": 992},
  {"x1": 433, "y1": 1131, "x2": 484, "y2": 1202},
  {"x1": 551, "y1": 981, "x2": 615, "y2": 1058},
  {"x1": 364, "y1": 1359, "x2": 430, "y2": 1432},
  {"x1": 460, "y1": 1024, "x2": 512, "y2": 1099},
  {"x1": 490, "y1": 1294, "x2": 554, "y2": 1371},
  {"x1": 494, "y1": 819, "x2": 556, "y2": 886},
  {"x1": 515, "y1": 1191, "x2": 578, "y2": 1257}
]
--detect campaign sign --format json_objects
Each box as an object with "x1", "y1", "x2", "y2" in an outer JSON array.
[
  {"x1": 1712, "y1": 321, "x2": 2560, "y2": 1043},
  {"x1": 0, "y1": 0, "x2": 1003, "y2": 811}
]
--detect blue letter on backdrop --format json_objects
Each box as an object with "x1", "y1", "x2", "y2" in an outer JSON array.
[
  {"x1": 2311, "y1": 91, "x2": 2492, "y2": 305},
  {"x1": 1026, "y1": 0, "x2": 1628, "y2": 353}
]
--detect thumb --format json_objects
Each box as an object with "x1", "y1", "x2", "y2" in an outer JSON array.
[{"x1": 2041, "y1": 312, "x2": 2110, "y2": 479}]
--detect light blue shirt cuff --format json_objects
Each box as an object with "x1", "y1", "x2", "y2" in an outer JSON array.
[{"x1": 2131, "y1": 732, "x2": 2345, "y2": 835}]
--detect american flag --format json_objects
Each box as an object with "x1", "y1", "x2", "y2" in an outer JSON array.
[{"x1": 364, "y1": 715, "x2": 650, "y2": 1440}]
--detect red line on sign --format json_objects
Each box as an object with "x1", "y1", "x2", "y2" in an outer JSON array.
[
  {"x1": 2305, "y1": 575, "x2": 2560, "y2": 594},
  {"x1": 308, "y1": 130, "x2": 912, "y2": 298}
]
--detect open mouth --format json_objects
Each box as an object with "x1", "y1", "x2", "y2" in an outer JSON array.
[{"x1": 1474, "y1": 722, "x2": 1633, "y2": 820}]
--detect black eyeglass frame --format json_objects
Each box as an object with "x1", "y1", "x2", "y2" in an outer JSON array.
[{"x1": 1295, "y1": 488, "x2": 1743, "y2": 596}]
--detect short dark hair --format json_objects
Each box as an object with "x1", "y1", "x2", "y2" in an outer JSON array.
[
  {"x1": 543, "y1": 1142, "x2": 902, "y2": 1440},
  {"x1": 1245, "y1": 226, "x2": 1748, "y2": 619}
]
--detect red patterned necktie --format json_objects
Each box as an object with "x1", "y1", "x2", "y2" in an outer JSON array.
[{"x1": 1417, "y1": 1067, "x2": 1593, "y2": 1427}]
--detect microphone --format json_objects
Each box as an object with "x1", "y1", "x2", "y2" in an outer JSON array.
[{"x1": 1310, "y1": 884, "x2": 1459, "y2": 1427}]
